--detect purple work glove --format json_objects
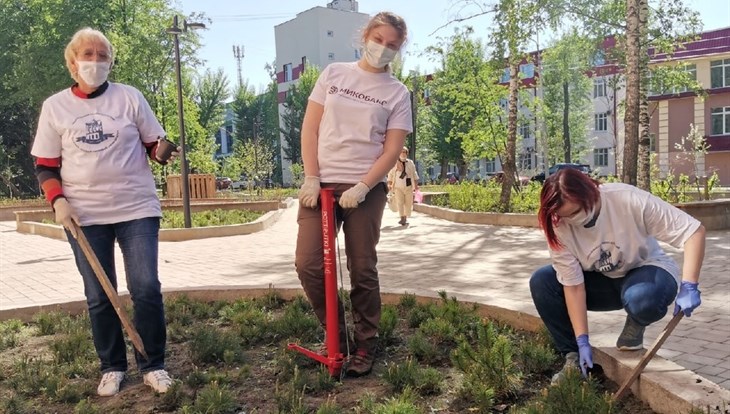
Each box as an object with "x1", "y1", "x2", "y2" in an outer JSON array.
[
  {"x1": 576, "y1": 334, "x2": 593, "y2": 377},
  {"x1": 674, "y1": 281, "x2": 701, "y2": 317}
]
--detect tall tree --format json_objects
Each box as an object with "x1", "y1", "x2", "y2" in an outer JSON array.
[
  {"x1": 540, "y1": 30, "x2": 594, "y2": 165},
  {"x1": 195, "y1": 68, "x2": 230, "y2": 137},
  {"x1": 623, "y1": 0, "x2": 641, "y2": 185},
  {"x1": 280, "y1": 65, "x2": 320, "y2": 165}
]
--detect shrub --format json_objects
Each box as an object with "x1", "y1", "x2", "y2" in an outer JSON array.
[
  {"x1": 33, "y1": 311, "x2": 69, "y2": 336},
  {"x1": 157, "y1": 381, "x2": 188, "y2": 412},
  {"x1": 74, "y1": 398, "x2": 99, "y2": 414},
  {"x1": 383, "y1": 357, "x2": 443, "y2": 396},
  {"x1": 516, "y1": 367, "x2": 615, "y2": 414},
  {"x1": 451, "y1": 321, "x2": 523, "y2": 400},
  {"x1": 190, "y1": 381, "x2": 239, "y2": 414},
  {"x1": 50, "y1": 330, "x2": 95, "y2": 365},
  {"x1": 379, "y1": 305, "x2": 399, "y2": 346},
  {"x1": 161, "y1": 208, "x2": 263, "y2": 229},
  {"x1": 188, "y1": 325, "x2": 244, "y2": 364}
]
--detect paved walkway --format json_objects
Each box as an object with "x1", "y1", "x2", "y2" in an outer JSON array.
[{"x1": 1, "y1": 202, "x2": 729, "y2": 390}]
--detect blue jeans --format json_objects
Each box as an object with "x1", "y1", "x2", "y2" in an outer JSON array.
[
  {"x1": 529, "y1": 264, "x2": 678, "y2": 355},
  {"x1": 66, "y1": 217, "x2": 166, "y2": 373}
]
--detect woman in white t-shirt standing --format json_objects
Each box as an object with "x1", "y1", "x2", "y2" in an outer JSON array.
[
  {"x1": 296, "y1": 12, "x2": 413, "y2": 377},
  {"x1": 529, "y1": 169, "x2": 706, "y2": 384},
  {"x1": 387, "y1": 146, "x2": 419, "y2": 226},
  {"x1": 31, "y1": 28, "x2": 176, "y2": 397}
]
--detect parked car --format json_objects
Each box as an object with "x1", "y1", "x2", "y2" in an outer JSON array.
[
  {"x1": 215, "y1": 176, "x2": 232, "y2": 190},
  {"x1": 445, "y1": 172, "x2": 460, "y2": 184},
  {"x1": 531, "y1": 163, "x2": 592, "y2": 183}
]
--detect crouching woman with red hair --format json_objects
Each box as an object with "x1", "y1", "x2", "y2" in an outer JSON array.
[{"x1": 529, "y1": 168, "x2": 705, "y2": 384}]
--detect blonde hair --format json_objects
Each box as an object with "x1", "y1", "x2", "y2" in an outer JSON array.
[
  {"x1": 64, "y1": 28, "x2": 113, "y2": 79},
  {"x1": 361, "y1": 11, "x2": 408, "y2": 47}
]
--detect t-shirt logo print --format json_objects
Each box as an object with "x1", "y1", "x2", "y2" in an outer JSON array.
[
  {"x1": 592, "y1": 243, "x2": 624, "y2": 273},
  {"x1": 328, "y1": 86, "x2": 338, "y2": 94},
  {"x1": 73, "y1": 114, "x2": 118, "y2": 152}
]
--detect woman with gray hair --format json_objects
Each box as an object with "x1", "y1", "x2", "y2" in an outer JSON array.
[{"x1": 31, "y1": 27, "x2": 177, "y2": 396}]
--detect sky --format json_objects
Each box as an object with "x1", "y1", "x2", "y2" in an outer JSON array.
[{"x1": 178, "y1": 0, "x2": 730, "y2": 93}]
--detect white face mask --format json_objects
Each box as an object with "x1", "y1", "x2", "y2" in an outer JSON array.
[
  {"x1": 363, "y1": 40, "x2": 398, "y2": 69},
  {"x1": 76, "y1": 61, "x2": 110, "y2": 88},
  {"x1": 561, "y1": 204, "x2": 598, "y2": 227},
  {"x1": 399, "y1": 156, "x2": 407, "y2": 161}
]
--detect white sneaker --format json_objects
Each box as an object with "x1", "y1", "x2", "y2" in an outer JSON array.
[
  {"x1": 143, "y1": 369, "x2": 173, "y2": 393},
  {"x1": 97, "y1": 371, "x2": 125, "y2": 396}
]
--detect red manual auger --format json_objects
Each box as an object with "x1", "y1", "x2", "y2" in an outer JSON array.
[{"x1": 288, "y1": 188, "x2": 345, "y2": 377}]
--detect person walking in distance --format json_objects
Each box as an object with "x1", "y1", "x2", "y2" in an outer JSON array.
[
  {"x1": 296, "y1": 11, "x2": 412, "y2": 377},
  {"x1": 387, "y1": 146, "x2": 419, "y2": 226},
  {"x1": 529, "y1": 169, "x2": 705, "y2": 384},
  {"x1": 31, "y1": 28, "x2": 178, "y2": 396}
]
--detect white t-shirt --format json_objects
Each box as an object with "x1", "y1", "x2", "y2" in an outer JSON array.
[
  {"x1": 550, "y1": 183, "x2": 701, "y2": 287},
  {"x1": 309, "y1": 62, "x2": 413, "y2": 184},
  {"x1": 31, "y1": 83, "x2": 165, "y2": 226}
]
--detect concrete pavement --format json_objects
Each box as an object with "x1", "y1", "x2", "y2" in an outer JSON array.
[{"x1": 1, "y1": 200, "x2": 729, "y2": 391}]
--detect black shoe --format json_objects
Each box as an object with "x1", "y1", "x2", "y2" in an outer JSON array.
[{"x1": 616, "y1": 316, "x2": 645, "y2": 351}]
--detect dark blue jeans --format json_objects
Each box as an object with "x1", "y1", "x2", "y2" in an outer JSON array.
[
  {"x1": 529, "y1": 264, "x2": 678, "y2": 355},
  {"x1": 66, "y1": 217, "x2": 166, "y2": 373}
]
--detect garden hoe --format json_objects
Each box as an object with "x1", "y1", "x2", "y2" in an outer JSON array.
[
  {"x1": 613, "y1": 311, "x2": 684, "y2": 401},
  {"x1": 288, "y1": 188, "x2": 345, "y2": 377},
  {"x1": 70, "y1": 222, "x2": 149, "y2": 361}
]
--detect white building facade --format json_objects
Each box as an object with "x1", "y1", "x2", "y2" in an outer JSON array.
[{"x1": 274, "y1": 0, "x2": 369, "y2": 185}]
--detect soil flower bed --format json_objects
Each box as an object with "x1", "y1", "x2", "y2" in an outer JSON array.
[{"x1": 0, "y1": 291, "x2": 665, "y2": 413}]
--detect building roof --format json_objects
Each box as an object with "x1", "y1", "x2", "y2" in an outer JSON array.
[{"x1": 649, "y1": 26, "x2": 730, "y2": 62}]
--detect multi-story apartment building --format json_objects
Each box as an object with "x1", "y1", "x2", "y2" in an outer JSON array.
[
  {"x1": 274, "y1": 0, "x2": 369, "y2": 184},
  {"x1": 648, "y1": 27, "x2": 730, "y2": 185},
  {"x1": 472, "y1": 27, "x2": 729, "y2": 184}
]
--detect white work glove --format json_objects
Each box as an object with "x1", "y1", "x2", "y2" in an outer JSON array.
[
  {"x1": 298, "y1": 176, "x2": 321, "y2": 208},
  {"x1": 53, "y1": 197, "x2": 81, "y2": 239},
  {"x1": 339, "y1": 182, "x2": 370, "y2": 209}
]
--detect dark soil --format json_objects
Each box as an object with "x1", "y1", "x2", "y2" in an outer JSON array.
[{"x1": 0, "y1": 294, "x2": 658, "y2": 414}]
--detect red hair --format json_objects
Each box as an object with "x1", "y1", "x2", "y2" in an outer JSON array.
[{"x1": 538, "y1": 168, "x2": 601, "y2": 250}]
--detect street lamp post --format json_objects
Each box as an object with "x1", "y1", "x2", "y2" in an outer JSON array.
[{"x1": 167, "y1": 15, "x2": 205, "y2": 228}]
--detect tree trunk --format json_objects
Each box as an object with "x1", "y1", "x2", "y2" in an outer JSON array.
[
  {"x1": 622, "y1": 0, "x2": 640, "y2": 185},
  {"x1": 499, "y1": 61, "x2": 519, "y2": 212},
  {"x1": 563, "y1": 81, "x2": 571, "y2": 162},
  {"x1": 637, "y1": 0, "x2": 651, "y2": 191}
]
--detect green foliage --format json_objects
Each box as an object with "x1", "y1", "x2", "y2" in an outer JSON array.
[
  {"x1": 451, "y1": 321, "x2": 523, "y2": 400},
  {"x1": 0, "y1": 319, "x2": 22, "y2": 350},
  {"x1": 33, "y1": 311, "x2": 72, "y2": 336},
  {"x1": 160, "y1": 208, "x2": 263, "y2": 229},
  {"x1": 429, "y1": 181, "x2": 542, "y2": 213},
  {"x1": 157, "y1": 381, "x2": 189, "y2": 412},
  {"x1": 0, "y1": 393, "x2": 27, "y2": 414},
  {"x1": 280, "y1": 65, "x2": 321, "y2": 165},
  {"x1": 49, "y1": 330, "x2": 95, "y2": 365},
  {"x1": 370, "y1": 388, "x2": 422, "y2": 414},
  {"x1": 74, "y1": 398, "x2": 99, "y2": 414},
  {"x1": 516, "y1": 367, "x2": 615, "y2": 414},
  {"x1": 274, "y1": 366, "x2": 308, "y2": 414},
  {"x1": 398, "y1": 293, "x2": 418, "y2": 310},
  {"x1": 316, "y1": 398, "x2": 344, "y2": 414},
  {"x1": 270, "y1": 300, "x2": 320, "y2": 343},
  {"x1": 187, "y1": 381, "x2": 239, "y2": 414},
  {"x1": 383, "y1": 357, "x2": 444, "y2": 395},
  {"x1": 379, "y1": 305, "x2": 399, "y2": 346},
  {"x1": 188, "y1": 325, "x2": 244, "y2": 364}
]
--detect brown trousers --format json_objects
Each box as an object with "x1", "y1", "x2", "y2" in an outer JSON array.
[{"x1": 295, "y1": 182, "x2": 387, "y2": 352}]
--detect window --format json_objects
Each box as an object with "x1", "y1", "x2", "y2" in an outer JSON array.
[
  {"x1": 485, "y1": 158, "x2": 496, "y2": 173},
  {"x1": 284, "y1": 63, "x2": 292, "y2": 82},
  {"x1": 594, "y1": 78, "x2": 606, "y2": 98},
  {"x1": 301, "y1": 56, "x2": 307, "y2": 69},
  {"x1": 499, "y1": 98, "x2": 508, "y2": 109},
  {"x1": 710, "y1": 59, "x2": 730, "y2": 88},
  {"x1": 593, "y1": 148, "x2": 609, "y2": 167},
  {"x1": 520, "y1": 63, "x2": 534, "y2": 79},
  {"x1": 519, "y1": 122, "x2": 531, "y2": 139},
  {"x1": 595, "y1": 112, "x2": 608, "y2": 131},
  {"x1": 327, "y1": 30, "x2": 334, "y2": 37},
  {"x1": 674, "y1": 64, "x2": 697, "y2": 93},
  {"x1": 592, "y1": 50, "x2": 606, "y2": 66},
  {"x1": 500, "y1": 68, "x2": 510, "y2": 83},
  {"x1": 520, "y1": 150, "x2": 533, "y2": 170},
  {"x1": 711, "y1": 106, "x2": 730, "y2": 136},
  {"x1": 328, "y1": 52, "x2": 335, "y2": 60}
]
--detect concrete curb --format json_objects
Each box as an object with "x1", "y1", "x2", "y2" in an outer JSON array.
[{"x1": 2, "y1": 286, "x2": 727, "y2": 413}]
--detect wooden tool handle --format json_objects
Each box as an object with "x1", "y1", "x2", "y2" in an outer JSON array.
[
  {"x1": 71, "y1": 222, "x2": 149, "y2": 360},
  {"x1": 613, "y1": 312, "x2": 684, "y2": 400}
]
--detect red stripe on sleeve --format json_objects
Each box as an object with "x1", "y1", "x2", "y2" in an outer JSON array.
[
  {"x1": 41, "y1": 179, "x2": 63, "y2": 205},
  {"x1": 36, "y1": 157, "x2": 61, "y2": 167}
]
